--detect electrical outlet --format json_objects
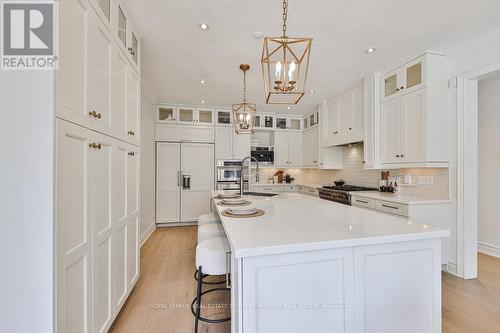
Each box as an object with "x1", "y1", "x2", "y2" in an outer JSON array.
[{"x1": 418, "y1": 176, "x2": 434, "y2": 185}]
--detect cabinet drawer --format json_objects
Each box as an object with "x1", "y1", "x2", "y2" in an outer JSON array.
[
  {"x1": 302, "y1": 187, "x2": 318, "y2": 196},
  {"x1": 375, "y1": 200, "x2": 408, "y2": 217},
  {"x1": 352, "y1": 196, "x2": 376, "y2": 209},
  {"x1": 255, "y1": 186, "x2": 283, "y2": 193}
]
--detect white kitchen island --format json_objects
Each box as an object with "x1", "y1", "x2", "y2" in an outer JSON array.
[{"x1": 212, "y1": 192, "x2": 449, "y2": 333}]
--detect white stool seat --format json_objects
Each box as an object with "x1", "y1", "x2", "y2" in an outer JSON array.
[
  {"x1": 198, "y1": 213, "x2": 219, "y2": 227},
  {"x1": 198, "y1": 223, "x2": 226, "y2": 243},
  {"x1": 196, "y1": 237, "x2": 230, "y2": 276}
]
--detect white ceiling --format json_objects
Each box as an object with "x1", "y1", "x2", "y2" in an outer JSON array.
[{"x1": 123, "y1": 0, "x2": 500, "y2": 114}]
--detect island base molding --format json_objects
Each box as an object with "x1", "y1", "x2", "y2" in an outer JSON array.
[{"x1": 231, "y1": 238, "x2": 442, "y2": 333}]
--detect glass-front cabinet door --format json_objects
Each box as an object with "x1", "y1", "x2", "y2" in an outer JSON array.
[
  {"x1": 303, "y1": 116, "x2": 309, "y2": 129},
  {"x1": 157, "y1": 105, "x2": 177, "y2": 123},
  {"x1": 289, "y1": 117, "x2": 302, "y2": 130},
  {"x1": 263, "y1": 114, "x2": 274, "y2": 128},
  {"x1": 196, "y1": 108, "x2": 214, "y2": 125},
  {"x1": 383, "y1": 70, "x2": 400, "y2": 102},
  {"x1": 178, "y1": 107, "x2": 195, "y2": 124},
  {"x1": 254, "y1": 114, "x2": 262, "y2": 128},
  {"x1": 276, "y1": 116, "x2": 287, "y2": 130},
  {"x1": 96, "y1": 0, "x2": 111, "y2": 23},
  {"x1": 130, "y1": 30, "x2": 139, "y2": 65},
  {"x1": 216, "y1": 110, "x2": 232, "y2": 126},
  {"x1": 404, "y1": 57, "x2": 425, "y2": 93},
  {"x1": 117, "y1": 4, "x2": 127, "y2": 47}
]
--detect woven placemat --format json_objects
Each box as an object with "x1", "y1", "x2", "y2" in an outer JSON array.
[
  {"x1": 216, "y1": 200, "x2": 252, "y2": 207},
  {"x1": 221, "y1": 209, "x2": 265, "y2": 218},
  {"x1": 213, "y1": 195, "x2": 242, "y2": 200}
]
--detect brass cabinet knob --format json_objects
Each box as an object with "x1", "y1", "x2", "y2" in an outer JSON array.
[
  {"x1": 88, "y1": 143, "x2": 101, "y2": 149},
  {"x1": 400, "y1": 154, "x2": 405, "y2": 157},
  {"x1": 128, "y1": 152, "x2": 135, "y2": 156},
  {"x1": 396, "y1": 154, "x2": 400, "y2": 158},
  {"x1": 88, "y1": 111, "x2": 101, "y2": 119},
  {"x1": 400, "y1": 86, "x2": 405, "y2": 90},
  {"x1": 96, "y1": 113, "x2": 101, "y2": 119},
  {"x1": 128, "y1": 130, "x2": 135, "y2": 135}
]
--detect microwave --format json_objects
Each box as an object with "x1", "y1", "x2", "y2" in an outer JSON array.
[{"x1": 251, "y1": 146, "x2": 274, "y2": 163}]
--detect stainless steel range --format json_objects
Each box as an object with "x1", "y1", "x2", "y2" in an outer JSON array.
[{"x1": 319, "y1": 185, "x2": 378, "y2": 205}]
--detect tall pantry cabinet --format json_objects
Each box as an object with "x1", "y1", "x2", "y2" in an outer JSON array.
[{"x1": 55, "y1": 0, "x2": 141, "y2": 332}]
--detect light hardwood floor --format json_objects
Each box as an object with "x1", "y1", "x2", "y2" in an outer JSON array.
[{"x1": 111, "y1": 227, "x2": 500, "y2": 333}]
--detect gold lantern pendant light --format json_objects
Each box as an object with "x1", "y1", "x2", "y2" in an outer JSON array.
[
  {"x1": 261, "y1": 0, "x2": 313, "y2": 105},
  {"x1": 232, "y1": 64, "x2": 257, "y2": 134}
]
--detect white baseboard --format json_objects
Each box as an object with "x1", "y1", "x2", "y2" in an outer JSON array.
[
  {"x1": 445, "y1": 261, "x2": 459, "y2": 277},
  {"x1": 139, "y1": 223, "x2": 156, "y2": 248},
  {"x1": 478, "y1": 241, "x2": 500, "y2": 259}
]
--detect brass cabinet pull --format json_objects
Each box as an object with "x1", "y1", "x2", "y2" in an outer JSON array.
[
  {"x1": 88, "y1": 111, "x2": 101, "y2": 119},
  {"x1": 128, "y1": 152, "x2": 135, "y2": 156},
  {"x1": 88, "y1": 143, "x2": 101, "y2": 149},
  {"x1": 128, "y1": 130, "x2": 135, "y2": 136},
  {"x1": 382, "y1": 204, "x2": 399, "y2": 210},
  {"x1": 128, "y1": 47, "x2": 135, "y2": 56}
]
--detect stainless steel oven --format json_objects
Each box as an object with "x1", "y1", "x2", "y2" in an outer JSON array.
[
  {"x1": 251, "y1": 146, "x2": 274, "y2": 164},
  {"x1": 216, "y1": 160, "x2": 248, "y2": 192}
]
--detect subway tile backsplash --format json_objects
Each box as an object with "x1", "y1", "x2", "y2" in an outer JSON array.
[{"x1": 252, "y1": 143, "x2": 449, "y2": 199}]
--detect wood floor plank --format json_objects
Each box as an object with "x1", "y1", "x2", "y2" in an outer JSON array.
[{"x1": 111, "y1": 226, "x2": 500, "y2": 333}]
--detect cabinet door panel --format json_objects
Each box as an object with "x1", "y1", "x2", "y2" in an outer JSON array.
[
  {"x1": 351, "y1": 85, "x2": 363, "y2": 133},
  {"x1": 338, "y1": 94, "x2": 352, "y2": 134},
  {"x1": 288, "y1": 132, "x2": 303, "y2": 167},
  {"x1": 215, "y1": 126, "x2": 233, "y2": 160},
  {"x1": 127, "y1": 148, "x2": 139, "y2": 216},
  {"x1": 91, "y1": 134, "x2": 113, "y2": 333},
  {"x1": 56, "y1": 119, "x2": 92, "y2": 333},
  {"x1": 87, "y1": 15, "x2": 112, "y2": 130},
  {"x1": 232, "y1": 133, "x2": 251, "y2": 160},
  {"x1": 181, "y1": 143, "x2": 214, "y2": 222},
  {"x1": 156, "y1": 142, "x2": 180, "y2": 223},
  {"x1": 381, "y1": 99, "x2": 401, "y2": 163},
  {"x1": 127, "y1": 216, "x2": 139, "y2": 288},
  {"x1": 274, "y1": 131, "x2": 289, "y2": 166},
  {"x1": 111, "y1": 48, "x2": 128, "y2": 138},
  {"x1": 126, "y1": 68, "x2": 140, "y2": 144},
  {"x1": 327, "y1": 99, "x2": 339, "y2": 138},
  {"x1": 112, "y1": 142, "x2": 128, "y2": 310},
  {"x1": 402, "y1": 90, "x2": 426, "y2": 162},
  {"x1": 56, "y1": 0, "x2": 88, "y2": 124},
  {"x1": 310, "y1": 127, "x2": 319, "y2": 165}
]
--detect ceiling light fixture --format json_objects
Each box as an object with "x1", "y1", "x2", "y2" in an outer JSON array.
[
  {"x1": 309, "y1": 89, "x2": 316, "y2": 93},
  {"x1": 200, "y1": 80, "x2": 205, "y2": 84},
  {"x1": 366, "y1": 47, "x2": 376, "y2": 54},
  {"x1": 232, "y1": 64, "x2": 257, "y2": 134},
  {"x1": 201, "y1": 100, "x2": 205, "y2": 104},
  {"x1": 254, "y1": 30, "x2": 264, "y2": 39},
  {"x1": 261, "y1": 0, "x2": 313, "y2": 105},
  {"x1": 287, "y1": 106, "x2": 291, "y2": 110},
  {"x1": 199, "y1": 23, "x2": 209, "y2": 30}
]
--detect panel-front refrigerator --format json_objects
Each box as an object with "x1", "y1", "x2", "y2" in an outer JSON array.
[{"x1": 156, "y1": 141, "x2": 215, "y2": 225}]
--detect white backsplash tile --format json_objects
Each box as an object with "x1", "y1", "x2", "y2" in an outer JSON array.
[{"x1": 252, "y1": 143, "x2": 449, "y2": 199}]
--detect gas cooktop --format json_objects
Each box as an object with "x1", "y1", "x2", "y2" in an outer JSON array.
[{"x1": 319, "y1": 185, "x2": 378, "y2": 205}]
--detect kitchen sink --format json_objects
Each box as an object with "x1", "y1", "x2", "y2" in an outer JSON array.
[{"x1": 243, "y1": 192, "x2": 279, "y2": 197}]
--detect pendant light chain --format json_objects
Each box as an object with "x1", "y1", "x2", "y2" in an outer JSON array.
[
  {"x1": 282, "y1": 0, "x2": 288, "y2": 38},
  {"x1": 243, "y1": 69, "x2": 247, "y2": 102}
]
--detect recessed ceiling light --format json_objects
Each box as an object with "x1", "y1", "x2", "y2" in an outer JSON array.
[
  {"x1": 287, "y1": 106, "x2": 291, "y2": 110},
  {"x1": 366, "y1": 47, "x2": 376, "y2": 54},
  {"x1": 200, "y1": 80, "x2": 205, "y2": 84},
  {"x1": 201, "y1": 100, "x2": 205, "y2": 104},
  {"x1": 309, "y1": 89, "x2": 316, "y2": 93},
  {"x1": 199, "y1": 23, "x2": 209, "y2": 30}
]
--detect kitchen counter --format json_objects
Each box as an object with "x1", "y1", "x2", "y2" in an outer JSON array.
[
  {"x1": 213, "y1": 191, "x2": 449, "y2": 258},
  {"x1": 250, "y1": 182, "x2": 322, "y2": 189},
  {"x1": 214, "y1": 191, "x2": 449, "y2": 333},
  {"x1": 353, "y1": 191, "x2": 451, "y2": 205}
]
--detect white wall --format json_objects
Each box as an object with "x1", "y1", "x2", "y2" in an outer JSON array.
[
  {"x1": 139, "y1": 84, "x2": 157, "y2": 245},
  {"x1": 477, "y1": 73, "x2": 500, "y2": 257},
  {"x1": 0, "y1": 71, "x2": 54, "y2": 332},
  {"x1": 446, "y1": 27, "x2": 500, "y2": 274}
]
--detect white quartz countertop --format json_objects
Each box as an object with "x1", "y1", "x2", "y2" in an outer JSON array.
[
  {"x1": 352, "y1": 191, "x2": 451, "y2": 205},
  {"x1": 212, "y1": 191, "x2": 450, "y2": 258}
]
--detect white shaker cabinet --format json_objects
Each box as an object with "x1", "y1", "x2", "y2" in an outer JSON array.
[
  {"x1": 126, "y1": 68, "x2": 140, "y2": 145},
  {"x1": 275, "y1": 131, "x2": 302, "y2": 167},
  {"x1": 379, "y1": 53, "x2": 448, "y2": 167},
  {"x1": 215, "y1": 127, "x2": 251, "y2": 160},
  {"x1": 56, "y1": 119, "x2": 140, "y2": 333}
]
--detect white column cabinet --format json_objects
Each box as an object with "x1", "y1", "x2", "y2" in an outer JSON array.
[
  {"x1": 232, "y1": 133, "x2": 251, "y2": 160},
  {"x1": 275, "y1": 131, "x2": 302, "y2": 167},
  {"x1": 56, "y1": 119, "x2": 140, "y2": 333},
  {"x1": 215, "y1": 127, "x2": 251, "y2": 160},
  {"x1": 380, "y1": 98, "x2": 401, "y2": 163}
]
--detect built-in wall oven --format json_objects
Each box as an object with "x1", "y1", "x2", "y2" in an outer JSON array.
[
  {"x1": 251, "y1": 146, "x2": 274, "y2": 164},
  {"x1": 216, "y1": 160, "x2": 248, "y2": 192}
]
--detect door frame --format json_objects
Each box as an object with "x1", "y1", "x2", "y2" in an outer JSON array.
[{"x1": 456, "y1": 61, "x2": 500, "y2": 279}]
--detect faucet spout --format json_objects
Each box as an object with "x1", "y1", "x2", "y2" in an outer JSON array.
[{"x1": 240, "y1": 156, "x2": 260, "y2": 195}]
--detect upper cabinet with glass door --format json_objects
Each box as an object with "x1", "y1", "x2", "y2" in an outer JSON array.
[
  {"x1": 382, "y1": 54, "x2": 430, "y2": 102},
  {"x1": 216, "y1": 109, "x2": 232, "y2": 126},
  {"x1": 89, "y1": 0, "x2": 112, "y2": 28},
  {"x1": 117, "y1": 2, "x2": 140, "y2": 71},
  {"x1": 157, "y1": 105, "x2": 178, "y2": 124}
]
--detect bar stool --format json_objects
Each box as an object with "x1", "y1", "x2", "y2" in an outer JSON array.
[
  {"x1": 198, "y1": 223, "x2": 225, "y2": 243},
  {"x1": 198, "y1": 213, "x2": 219, "y2": 227},
  {"x1": 191, "y1": 237, "x2": 231, "y2": 333}
]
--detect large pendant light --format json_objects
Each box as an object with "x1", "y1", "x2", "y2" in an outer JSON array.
[
  {"x1": 261, "y1": 0, "x2": 313, "y2": 105},
  {"x1": 232, "y1": 64, "x2": 257, "y2": 134}
]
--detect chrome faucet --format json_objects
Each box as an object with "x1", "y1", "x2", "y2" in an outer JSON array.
[{"x1": 240, "y1": 156, "x2": 259, "y2": 195}]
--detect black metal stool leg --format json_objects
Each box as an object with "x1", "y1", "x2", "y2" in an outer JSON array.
[
  {"x1": 194, "y1": 266, "x2": 203, "y2": 333},
  {"x1": 194, "y1": 269, "x2": 226, "y2": 285}
]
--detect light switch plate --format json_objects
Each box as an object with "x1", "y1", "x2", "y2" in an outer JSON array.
[{"x1": 418, "y1": 175, "x2": 434, "y2": 185}]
